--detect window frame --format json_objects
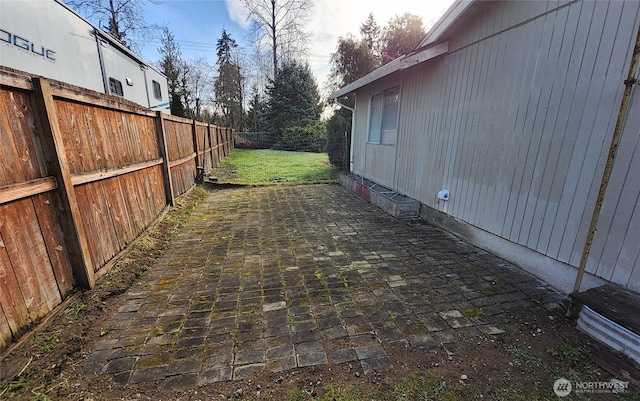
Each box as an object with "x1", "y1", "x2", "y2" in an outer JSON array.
[
  {"x1": 108, "y1": 77, "x2": 124, "y2": 97},
  {"x1": 367, "y1": 85, "x2": 400, "y2": 145},
  {"x1": 152, "y1": 80, "x2": 162, "y2": 100}
]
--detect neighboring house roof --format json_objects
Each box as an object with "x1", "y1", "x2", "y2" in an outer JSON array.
[{"x1": 331, "y1": 0, "x2": 475, "y2": 99}]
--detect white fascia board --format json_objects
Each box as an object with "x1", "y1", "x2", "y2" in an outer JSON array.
[
  {"x1": 332, "y1": 58, "x2": 403, "y2": 99},
  {"x1": 418, "y1": 0, "x2": 475, "y2": 48},
  {"x1": 331, "y1": 41, "x2": 449, "y2": 99},
  {"x1": 399, "y1": 42, "x2": 449, "y2": 70}
]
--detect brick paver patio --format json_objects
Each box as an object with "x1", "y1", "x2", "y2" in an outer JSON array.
[{"x1": 84, "y1": 184, "x2": 566, "y2": 388}]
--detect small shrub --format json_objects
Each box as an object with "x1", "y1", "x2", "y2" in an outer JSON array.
[{"x1": 273, "y1": 121, "x2": 327, "y2": 152}]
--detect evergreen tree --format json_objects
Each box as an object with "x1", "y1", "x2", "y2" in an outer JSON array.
[
  {"x1": 381, "y1": 13, "x2": 425, "y2": 63},
  {"x1": 266, "y1": 61, "x2": 320, "y2": 140},
  {"x1": 214, "y1": 30, "x2": 244, "y2": 130},
  {"x1": 327, "y1": 19, "x2": 380, "y2": 169},
  {"x1": 329, "y1": 35, "x2": 379, "y2": 90},
  {"x1": 360, "y1": 13, "x2": 381, "y2": 55},
  {"x1": 326, "y1": 107, "x2": 351, "y2": 169},
  {"x1": 157, "y1": 28, "x2": 186, "y2": 117},
  {"x1": 170, "y1": 92, "x2": 186, "y2": 117},
  {"x1": 216, "y1": 29, "x2": 236, "y2": 65},
  {"x1": 246, "y1": 86, "x2": 269, "y2": 132}
]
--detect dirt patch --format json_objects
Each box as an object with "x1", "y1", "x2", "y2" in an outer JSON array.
[
  {"x1": 1, "y1": 186, "x2": 638, "y2": 400},
  {"x1": 211, "y1": 162, "x2": 238, "y2": 183}
]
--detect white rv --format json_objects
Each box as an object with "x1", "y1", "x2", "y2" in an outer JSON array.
[{"x1": 0, "y1": 0, "x2": 170, "y2": 113}]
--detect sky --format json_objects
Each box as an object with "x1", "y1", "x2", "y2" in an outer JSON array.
[{"x1": 139, "y1": 0, "x2": 456, "y2": 93}]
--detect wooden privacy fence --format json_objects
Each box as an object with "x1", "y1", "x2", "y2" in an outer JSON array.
[{"x1": 0, "y1": 68, "x2": 233, "y2": 351}]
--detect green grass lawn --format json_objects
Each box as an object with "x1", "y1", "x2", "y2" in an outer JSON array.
[{"x1": 212, "y1": 149, "x2": 339, "y2": 185}]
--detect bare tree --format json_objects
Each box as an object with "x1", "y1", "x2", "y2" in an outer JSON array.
[
  {"x1": 179, "y1": 56, "x2": 212, "y2": 120},
  {"x1": 65, "y1": 0, "x2": 162, "y2": 51},
  {"x1": 238, "y1": 0, "x2": 312, "y2": 79}
]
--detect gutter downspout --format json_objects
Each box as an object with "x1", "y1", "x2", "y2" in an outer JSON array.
[
  {"x1": 334, "y1": 97, "x2": 355, "y2": 172},
  {"x1": 567, "y1": 21, "x2": 640, "y2": 315}
]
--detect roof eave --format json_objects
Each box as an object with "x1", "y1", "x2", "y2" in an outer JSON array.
[
  {"x1": 418, "y1": 0, "x2": 475, "y2": 48},
  {"x1": 331, "y1": 41, "x2": 449, "y2": 99}
]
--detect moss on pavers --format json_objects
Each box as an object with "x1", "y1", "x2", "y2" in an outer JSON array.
[{"x1": 85, "y1": 184, "x2": 568, "y2": 388}]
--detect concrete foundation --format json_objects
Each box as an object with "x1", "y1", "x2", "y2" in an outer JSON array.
[{"x1": 418, "y1": 203, "x2": 605, "y2": 295}]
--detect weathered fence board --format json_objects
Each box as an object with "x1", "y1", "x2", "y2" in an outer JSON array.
[
  {"x1": 0, "y1": 88, "x2": 48, "y2": 186},
  {"x1": 0, "y1": 199, "x2": 61, "y2": 320},
  {"x1": 0, "y1": 67, "x2": 233, "y2": 352},
  {"x1": 32, "y1": 192, "x2": 75, "y2": 296},
  {"x1": 0, "y1": 306, "x2": 11, "y2": 350},
  {"x1": 196, "y1": 123, "x2": 210, "y2": 171},
  {"x1": 0, "y1": 178, "x2": 57, "y2": 205},
  {"x1": 164, "y1": 117, "x2": 198, "y2": 198},
  {"x1": 32, "y1": 78, "x2": 96, "y2": 290},
  {"x1": 0, "y1": 229, "x2": 32, "y2": 336}
]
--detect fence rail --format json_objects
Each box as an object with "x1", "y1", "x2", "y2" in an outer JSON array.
[{"x1": 0, "y1": 67, "x2": 234, "y2": 351}]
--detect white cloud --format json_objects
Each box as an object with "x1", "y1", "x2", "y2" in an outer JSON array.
[
  {"x1": 225, "y1": 0, "x2": 252, "y2": 29},
  {"x1": 224, "y1": 0, "x2": 455, "y2": 90},
  {"x1": 307, "y1": 0, "x2": 455, "y2": 88}
]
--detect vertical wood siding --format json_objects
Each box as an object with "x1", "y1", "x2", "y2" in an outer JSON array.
[
  {"x1": 354, "y1": 0, "x2": 640, "y2": 291},
  {"x1": 589, "y1": 86, "x2": 640, "y2": 288},
  {"x1": 353, "y1": 76, "x2": 402, "y2": 188},
  {"x1": 0, "y1": 69, "x2": 234, "y2": 350}
]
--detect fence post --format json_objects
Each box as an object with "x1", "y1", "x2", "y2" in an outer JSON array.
[
  {"x1": 225, "y1": 128, "x2": 229, "y2": 156},
  {"x1": 224, "y1": 128, "x2": 228, "y2": 156},
  {"x1": 32, "y1": 78, "x2": 95, "y2": 289},
  {"x1": 215, "y1": 126, "x2": 221, "y2": 163},
  {"x1": 192, "y1": 119, "x2": 204, "y2": 183},
  {"x1": 223, "y1": 128, "x2": 228, "y2": 156},
  {"x1": 192, "y1": 119, "x2": 200, "y2": 168},
  {"x1": 222, "y1": 127, "x2": 229, "y2": 157},
  {"x1": 155, "y1": 111, "x2": 175, "y2": 206},
  {"x1": 207, "y1": 123, "x2": 214, "y2": 169}
]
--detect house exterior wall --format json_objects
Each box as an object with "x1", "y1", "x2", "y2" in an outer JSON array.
[
  {"x1": 351, "y1": 0, "x2": 640, "y2": 292},
  {"x1": 353, "y1": 74, "x2": 402, "y2": 188}
]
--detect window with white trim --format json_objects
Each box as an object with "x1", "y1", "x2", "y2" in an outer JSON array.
[{"x1": 368, "y1": 86, "x2": 400, "y2": 145}]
